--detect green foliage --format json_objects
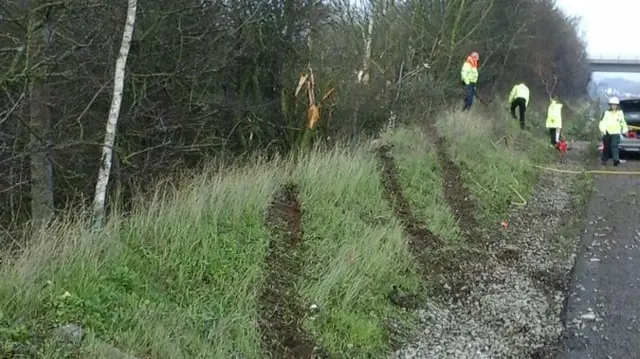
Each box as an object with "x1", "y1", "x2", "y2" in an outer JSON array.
[{"x1": 0, "y1": 0, "x2": 591, "y2": 225}]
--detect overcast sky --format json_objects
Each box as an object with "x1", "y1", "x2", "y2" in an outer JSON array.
[
  {"x1": 557, "y1": 0, "x2": 639, "y2": 58},
  {"x1": 556, "y1": 0, "x2": 640, "y2": 80}
]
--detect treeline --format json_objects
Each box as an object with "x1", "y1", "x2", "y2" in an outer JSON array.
[{"x1": 0, "y1": 0, "x2": 589, "y2": 228}]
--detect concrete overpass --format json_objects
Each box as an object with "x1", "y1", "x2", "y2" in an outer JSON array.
[{"x1": 589, "y1": 56, "x2": 640, "y2": 73}]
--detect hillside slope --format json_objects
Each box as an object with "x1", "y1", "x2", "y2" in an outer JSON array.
[{"x1": 0, "y1": 104, "x2": 592, "y2": 358}]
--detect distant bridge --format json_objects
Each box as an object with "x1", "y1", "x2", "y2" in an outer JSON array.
[{"x1": 588, "y1": 56, "x2": 640, "y2": 73}]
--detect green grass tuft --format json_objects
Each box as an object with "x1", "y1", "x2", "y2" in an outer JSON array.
[
  {"x1": 293, "y1": 146, "x2": 421, "y2": 356},
  {"x1": 383, "y1": 128, "x2": 463, "y2": 244},
  {"x1": 436, "y1": 110, "x2": 552, "y2": 228}
]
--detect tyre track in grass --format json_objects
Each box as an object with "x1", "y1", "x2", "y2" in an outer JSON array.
[
  {"x1": 376, "y1": 144, "x2": 439, "y2": 261},
  {"x1": 258, "y1": 183, "x2": 323, "y2": 358},
  {"x1": 375, "y1": 142, "x2": 471, "y2": 302},
  {"x1": 430, "y1": 127, "x2": 482, "y2": 242}
]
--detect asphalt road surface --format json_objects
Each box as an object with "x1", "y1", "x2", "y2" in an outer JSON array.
[{"x1": 559, "y1": 154, "x2": 640, "y2": 359}]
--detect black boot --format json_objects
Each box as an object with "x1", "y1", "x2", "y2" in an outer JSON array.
[{"x1": 614, "y1": 160, "x2": 620, "y2": 166}]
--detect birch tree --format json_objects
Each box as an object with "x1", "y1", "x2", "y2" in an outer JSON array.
[
  {"x1": 357, "y1": 0, "x2": 377, "y2": 84},
  {"x1": 92, "y1": 0, "x2": 137, "y2": 227}
]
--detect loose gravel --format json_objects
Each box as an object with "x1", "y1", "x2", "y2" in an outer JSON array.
[{"x1": 392, "y1": 144, "x2": 589, "y2": 359}]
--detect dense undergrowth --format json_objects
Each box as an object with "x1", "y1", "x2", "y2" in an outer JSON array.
[{"x1": 0, "y1": 102, "x2": 590, "y2": 358}]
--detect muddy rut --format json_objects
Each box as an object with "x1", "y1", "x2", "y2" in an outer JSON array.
[
  {"x1": 376, "y1": 144, "x2": 439, "y2": 258},
  {"x1": 258, "y1": 183, "x2": 321, "y2": 358},
  {"x1": 429, "y1": 126, "x2": 481, "y2": 241}
]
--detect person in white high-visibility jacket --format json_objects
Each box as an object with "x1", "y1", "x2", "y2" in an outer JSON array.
[
  {"x1": 599, "y1": 97, "x2": 628, "y2": 166},
  {"x1": 545, "y1": 96, "x2": 563, "y2": 146}
]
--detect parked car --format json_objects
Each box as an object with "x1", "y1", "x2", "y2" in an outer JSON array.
[{"x1": 619, "y1": 98, "x2": 640, "y2": 153}]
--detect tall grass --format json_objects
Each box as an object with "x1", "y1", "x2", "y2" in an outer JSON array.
[
  {"x1": 0, "y1": 106, "x2": 568, "y2": 358},
  {"x1": 292, "y1": 146, "x2": 422, "y2": 356},
  {"x1": 0, "y1": 160, "x2": 284, "y2": 358},
  {"x1": 436, "y1": 108, "x2": 552, "y2": 227},
  {"x1": 382, "y1": 128, "x2": 463, "y2": 243}
]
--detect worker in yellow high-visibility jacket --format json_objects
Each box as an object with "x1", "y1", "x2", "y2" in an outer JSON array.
[
  {"x1": 508, "y1": 83, "x2": 530, "y2": 129},
  {"x1": 598, "y1": 96, "x2": 628, "y2": 166},
  {"x1": 460, "y1": 52, "x2": 479, "y2": 111},
  {"x1": 546, "y1": 96, "x2": 563, "y2": 146}
]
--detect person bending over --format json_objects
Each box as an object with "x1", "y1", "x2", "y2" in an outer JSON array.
[{"x1": 508, "y1": 83, "x2": 529, "y2": 129}]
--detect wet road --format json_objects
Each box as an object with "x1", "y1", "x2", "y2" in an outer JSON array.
[{"x1": 559, "y1": 157, "x2": 640, "y2": 359}]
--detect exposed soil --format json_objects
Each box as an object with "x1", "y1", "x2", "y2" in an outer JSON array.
[
  {"x1": 376, "y1": 144, "x2": 439, "y2": 258},
  {"x1": 258, "y1": 183, "x2": 320, "y2": 359},
  {"x1": 418, "y1": 125, "x2": 485, "y2": 301},
  {"x1": 376, "y1": 143, "x2": 479, "y2": 306}
]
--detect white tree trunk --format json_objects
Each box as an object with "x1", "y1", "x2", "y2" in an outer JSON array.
[
  {"x1": 92, "y1": 0, "x2": 137, "y2": 227},
  {"x1": 358, "y1": 0, "x2": 387, "y2": 84},
  {"x1": 358, "y1": 11, "x2": 374, "y2": 84}
]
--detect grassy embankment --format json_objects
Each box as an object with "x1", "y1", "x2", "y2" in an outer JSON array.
[{"x1": 0, "y1": 104, "x2": 589, "y2": 358}]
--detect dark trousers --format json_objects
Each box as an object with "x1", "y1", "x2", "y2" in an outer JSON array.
[
  {"x1": 549, "y1": 128, "x2": 559, "y2": 145},
  {"x1": 463, "y1": 84, "x2": 475, "y2": 111},
  {"x1": 510, "y1": 97, "x2": 526, "y2": 129},
  {"x1": 601, "y1": 133, "x2": 620, "y2": 164}
]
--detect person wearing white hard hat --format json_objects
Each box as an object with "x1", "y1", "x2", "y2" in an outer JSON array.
[
  {"x1": 461, "y1": 52, "x2": 479, "y2": 111},
  {"x1": 598, "y1": 96, "x2": 628, "y2": 166}
]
